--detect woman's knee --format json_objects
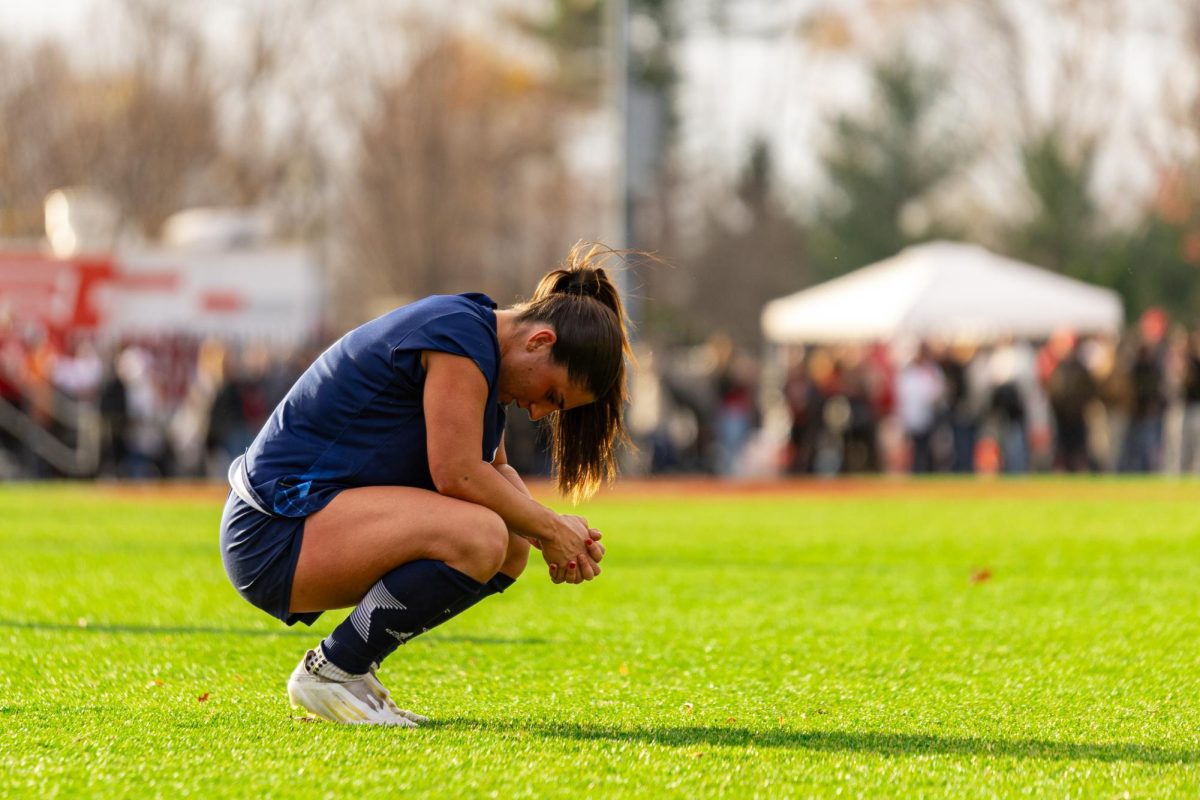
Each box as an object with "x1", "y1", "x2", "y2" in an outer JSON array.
[{"x1": 444, "y1": 509, "x2": 509, "y2": 582}]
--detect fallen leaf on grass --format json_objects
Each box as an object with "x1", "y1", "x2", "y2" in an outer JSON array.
[
  {"x1": 618, "y1": 663, "x2": 629, "y2": 676},
  {"x1": 233, "y1": 675, "x2": 244, "y2": 684},
  {"x1": 146, "y1": 679, "x2": 163, "y2": 688},
  {"x1": 197, "y1": 693, "x2": 210, "y2": 703},
  {"x1": 970, "y1": 568, "x2": 993, "y2": 584},
  {"x1": 681, "y1": 703, "x2": 693, "y2": 714},
  {"x1": 778, "y1": 716, "x2": 786, "y2": 726},
  {"x1": 726, "y1": 716, "x2": 736, "y2": 724}
]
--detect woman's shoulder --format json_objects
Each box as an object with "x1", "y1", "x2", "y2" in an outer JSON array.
[
  {"x1": 359, "y1": 293, "x2": 501, "y2": 378},
  {"x1": 412, "y1": 293, "x2": 498, "y2": 336},
  {"x1": 387, "y1": 292, "x2": 496, "y2": 327},
  {"x1": 448, "y1": 292, "x2": 497, "y2": 311},
  {"x1": 351, "y1": 293, "x2": 496, "y2": 341}
]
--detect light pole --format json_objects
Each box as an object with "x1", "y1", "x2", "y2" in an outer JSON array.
[{"x1": 607, "y1": 0, "x2": 641, "y2": 333}]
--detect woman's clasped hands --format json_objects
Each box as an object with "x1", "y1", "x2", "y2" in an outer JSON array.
[{"x1": 541, "y1": 513, "x2": 605, "y2": 585}]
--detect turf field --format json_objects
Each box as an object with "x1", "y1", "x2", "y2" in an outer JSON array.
[{"x1": 2, "y1": 479, "x2": 1199, "y2": 798}]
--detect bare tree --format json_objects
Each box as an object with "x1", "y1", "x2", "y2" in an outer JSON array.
[
  {"x1": 341, "y1": 33, "x2": 589, "y2": 313},
  {"x1": 0, "y1": 42, "x2": 81, "y2": 237},
  {"x1": 0, "y1": 3, "x2": 221, "y2": 239},
  {"x1": 683, "y1": 141, "x2": 806, "y2": 348},
  {"x1": 0, "y1": 0, "x2": 341, "y2": 242}
]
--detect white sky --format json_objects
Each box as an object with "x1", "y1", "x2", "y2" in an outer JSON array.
[
  {"x1": 676, "y1": 0, "x2": 1195, "y2": 233},
  {"x1": 4, "y1": 0, "x2": 1195, "y2": 232},
  {"x1": 0, "y1": 0, "x2": 97, "y2": 40}
]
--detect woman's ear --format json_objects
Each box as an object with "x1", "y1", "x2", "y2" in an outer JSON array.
[{"x1": 526, "y1": 328, "x2": 557, "y2": 352}]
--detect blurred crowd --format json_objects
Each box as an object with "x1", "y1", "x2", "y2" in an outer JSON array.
[
  {"x1": 628, "y1": 311, "x2": 1200, "y2": 478},
  {"x1": 3, "y1": 310, "x2": 1200, "y2": 481},
  {"x1": 0, "y1": 321, "x2": 318, "y2": 480}
]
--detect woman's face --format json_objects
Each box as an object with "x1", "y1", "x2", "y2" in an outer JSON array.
[{"x1": 500, "y1": 329, "x2": 595, "y2": 421}]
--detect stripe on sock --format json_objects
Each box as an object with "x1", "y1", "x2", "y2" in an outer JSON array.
[{"x1": 349, "y1": 582, "x2": 407, "y2": 642}]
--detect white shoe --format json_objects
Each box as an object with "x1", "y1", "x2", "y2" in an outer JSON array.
[
  {"x1": 367, "y1": 661, "x2": 430, "y2": 725},
  {"x1": 287, "y1": 649, "x2": 418, "y2": 727}
]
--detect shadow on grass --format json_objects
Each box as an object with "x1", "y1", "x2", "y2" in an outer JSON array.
[
  {"x1": 434, "y1": 720, "x2": 1197, "y2": 765},
  {"x1": 0, "y1": 618, "x2": 547, "y2": 645}
]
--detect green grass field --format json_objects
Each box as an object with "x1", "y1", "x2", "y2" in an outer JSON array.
[{"x1": 2, "y1": 479, "x2": 1200, "y2": 798}]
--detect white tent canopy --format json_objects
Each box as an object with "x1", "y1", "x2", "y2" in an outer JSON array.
[{"x1": 761, "y1": 241, "x2": 1124, "y2": 344}]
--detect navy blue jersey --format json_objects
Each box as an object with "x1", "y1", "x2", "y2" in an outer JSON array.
[{"x1": 243, "y1": 293, "x2": 506, "y2": 517}]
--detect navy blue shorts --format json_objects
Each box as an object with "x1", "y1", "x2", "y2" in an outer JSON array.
[{"x1": 219, "y1": 491, "x2": 322, "y2": 626}]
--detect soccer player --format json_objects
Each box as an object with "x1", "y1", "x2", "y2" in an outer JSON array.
[{"x1": 219, "y1": 243, "x2": 630, "y2": 726}]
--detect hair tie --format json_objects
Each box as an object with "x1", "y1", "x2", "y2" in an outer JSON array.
[{"x1": 564, "y1": 278, "x2": 595, "y2": 297}]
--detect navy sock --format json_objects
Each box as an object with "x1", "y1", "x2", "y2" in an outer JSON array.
[{"x1": 321, "y1": 561, "x2": 516, "y2": 674}]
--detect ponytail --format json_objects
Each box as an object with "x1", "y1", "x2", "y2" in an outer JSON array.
[{"x1": 514, "y1": 242, "x2": 634, "y2": 501}]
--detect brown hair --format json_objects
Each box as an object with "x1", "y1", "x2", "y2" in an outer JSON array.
[{"x1": 514, "y1": 242, "x2": 634, "y2": 501}]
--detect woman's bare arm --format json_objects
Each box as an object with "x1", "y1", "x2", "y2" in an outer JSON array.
[
  {"x1": 491, "y1": 436, "x2": 605, "y2": 563},
  {"x1": 422, "y1": 351, "x2": 597, "y2": 583}
]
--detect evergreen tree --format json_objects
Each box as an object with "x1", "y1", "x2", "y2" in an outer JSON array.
[
  {"x1": 1008, "y1": 129, "x2": 1200, "y2": 320},
  {"x1": 808, "y1": 53, "x2": 967, "y2": 280},
  {"x1": 1010, "y1": 131, "x2": 1098, "y2": 277}
]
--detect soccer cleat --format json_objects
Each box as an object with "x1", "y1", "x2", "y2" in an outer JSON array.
[{"x1": 287, "y1": 650, "x2": 417, "y2": 727}]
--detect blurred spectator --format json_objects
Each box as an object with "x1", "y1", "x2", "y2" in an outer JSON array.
[
  {"x1": 1178, "y1": 328, "x2": 1200, "y2": 474},
  {"x1": 1118, "y1": 341, "x2": 1165, "y2": 472},
  {"x1": 838, "y1": 351, "x2": 880, "y2": 473},
  {"x1": 626, "y1": 345, "x2": 670, "y2": 476},
  {"x1": 818, "y1": 358, "x2": 850, "y2": 474},
  {"x1": 896, "y1": 343, "x2": 945, "y2": 473},
  {"x1": 0, "y1": 320, "x2": 26, "y2": 466},
  {"x1": 782, "y1": 352, "x2": 820, "y2": 474},
  {"x1": 239, "y1": 343, "x2": 273, "y2": 436},
  {"x1": 783, "y1": 351, "x2": 823, "y2": 474},
  {"x1": 988, "y1": 341, "x2": 1034, "y2": 474},
  {"x1": 98, "y1": 349, "x2": 128, "y2": 477},
  {"x1": 262, "y1": 344, "x2": 302, "y2": 412},
  {"x1": 22, "y1": 329, "x2": 60, "y2": 475},
  {"x1": 1047, "y1": 334, "x2": 1098, "y2": 472},
  {"x1": 48, "y1": 337, "x2": 103, "y2": 474},
  {"x1": 939, "y1": 344, "x2": 988, "y2": 473},
  {"x1": 207, "y1": 351, "x2": 256, "y2": 476},
  {"x1": 1087, "y1": 335, "x2": 1126, "y2": 472},
  {"x1": 809, "y1": 348, "x2": 844, "y2": 474},
  {"x1": 713, "y1": 339, "x2": 760, "y2": 476},
  {"x1": 118, "y1": 346, "x2": 167, "y2": 478},
  {"x1": 167, "y1": 338, "x2": 226, "y2": 477},
  {"x1": 654, "y1": 341, "x2": 720, "y2": 473}
]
